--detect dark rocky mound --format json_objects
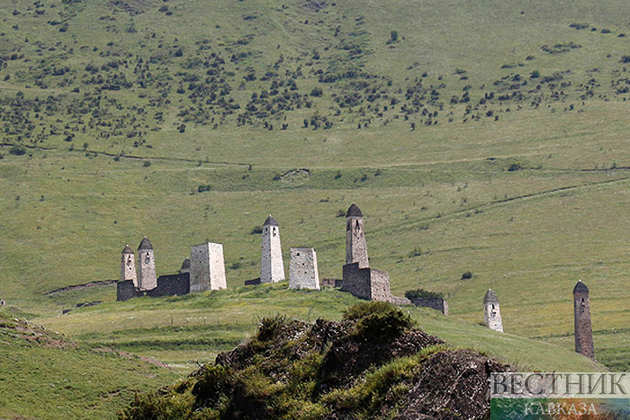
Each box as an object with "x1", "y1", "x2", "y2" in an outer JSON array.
[{"x1": 119, "y1": 302, "x2": 511, "y2": 420}]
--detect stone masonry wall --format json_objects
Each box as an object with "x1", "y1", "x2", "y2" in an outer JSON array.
[
  {"x1": 190, "y1": 243, "x2": 227, "y2": 292},
  {"x1": 138, "y1": 249, "x2": 157, "y2": 291},
  {"x1": 147, "y1": 273, "x2": 190, "y2": 298},
  {"x1": 411, "y1": 297, "x2": 449, "y2": 315},
  {"x1": 120, "y1": 252, "x2": 137, "y2": 285},
  {"x1": 261, "y1": 224, "x2": 284, "y2": 283},
  {"x1": 117, "y1": 273, "x2": 190, "y2": 301},
  {"x1": 321, "y1": 278, "x2": 343, "y2": 288},
  {"x1": 289, "y1": 247, "x2": 320, "y2": 290},
  {"x1": 369, "y1": 268, "x2": 391, "y2": 301},
  {"x1": 574, "y1": 292, "x2": 594, "y2": 358},
  {"x1": 484, "y1": 302, "x2": 503, "y2": 332},
  {"x1": 346, "y1": 217, "x2": 369, "y2": 268},
  {"x1": 342, "y1": 262, "x2": 372, "y2": 300}
]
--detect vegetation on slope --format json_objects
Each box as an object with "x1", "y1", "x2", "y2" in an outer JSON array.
[
  {"x1": 0, "y1": 0, "x2": 628, "y2": 404},
  {"x1": 0, "y1": 309, "x2": 179, "y2": 420},
  {"x1": 118, "y1": 302, "x2": 510, "y2": 420}
]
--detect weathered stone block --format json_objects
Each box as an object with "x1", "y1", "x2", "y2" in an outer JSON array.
[
  {"x1": 190, "y1": 242, "x2": 227, "y2": 292},
  {"x1": 289, "y1": 247, "x2": 320, "y2": 290},
  {"x1": 411, "y1": 297, "x2": 449, "y2": 315}
]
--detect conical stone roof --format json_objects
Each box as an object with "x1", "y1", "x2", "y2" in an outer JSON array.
[
  {"x1": 346, "y1": 203, "x2": 363, "y2": 218},
  {"x1": 573, "y1": 280, "x2": 589, "y2": 294},
  {"x1": 263, "y1": 215, "x2": 279, "y2": 226},
  {"x1": 483, "y1": 289, "x2": 499, "y2": 304},
  {"x1": 138, "y1": 237, "x2": 153, "y2": 250},
  {"x1": 122, "y1": 245, "x2": 134, "y2": 254}
]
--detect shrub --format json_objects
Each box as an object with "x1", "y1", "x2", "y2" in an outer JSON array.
[
  {"x1": 507, "y1": 162, "x2": 522, "y2": 172},
  {"x1": 344, "y1": 302, "x2": 413, "y2": 343},
  {"x1": 9, "y1": 145, "x2": 26, "y2": 156},
  {"x1": 310, "y1": 87, "x2": 323, "y2": 97},
  {"x1": 461, "y1": 271, "x2": 473, "y2": 280},
  {"x1": 197, "y1": 185, "x2": 211, "y2": 193},
  {"x1": 530, "y1": 70, "x2": 540, "y2": 78},
  {"x1": 250, "y1": 225, "x2": 263, "y2": 234},
  {"x1": 404, "y1": 289, "x2": 444, "y2": 300}
]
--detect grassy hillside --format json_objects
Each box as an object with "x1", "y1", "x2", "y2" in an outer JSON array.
[
  {"x1": 0, "y1": 309, "x2": 179, "y2": 420},
  {"x1": 1, "y1": 1, "x2": 630, "y2": 415}
]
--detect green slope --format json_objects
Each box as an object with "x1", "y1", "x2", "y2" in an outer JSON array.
[
  {"x1": 0, "y1": 0, "x2": 628, "y2": 406},
  {"x1": 0, "y1": 310, "x2": 179, "y2": 420}
]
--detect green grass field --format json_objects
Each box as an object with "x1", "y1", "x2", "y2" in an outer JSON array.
[{"x1": 1, "y1": 0, "x2": 630, "y2": 417}]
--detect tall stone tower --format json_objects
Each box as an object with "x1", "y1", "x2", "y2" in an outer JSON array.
[
  {"x1": 289, "y1": 247, "x2": 320, "y2": 290},
  {"x1": 137, "y1": 237, "x2": 157, "y2": 291},
  {"x1": 120, "y1": 245, "x2": 137, "y2": 286},
  {"x1": 261, "y1": 215, "x2": 285, "y2": 283},
  {"x1": 190, "y1": 242, "x2": 227, "y2": 292},
  {"x1": 483, "y1": 289, "x2": 503, "y2": 332},
  {"x1": 573, "y1": 280, "x2": 594, "y2": 359},
  {"x1": 346, "y1": 204, "x2": 369, "y2": 268}
]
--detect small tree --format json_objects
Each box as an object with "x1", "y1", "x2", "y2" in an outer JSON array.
[{"x1": 387, "y1": 30, "x2": 399, "y2": 44}]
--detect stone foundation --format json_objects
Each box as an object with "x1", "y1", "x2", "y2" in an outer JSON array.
[
  {"x1": 411, "y1": 297, "x2": 449, "y2": 315},
  {"x1": 117, "y1": 273, "x2": 190, "y2": 301}
]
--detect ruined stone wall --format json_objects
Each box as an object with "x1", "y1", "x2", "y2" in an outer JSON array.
[
  {"x1": 342, "y1": 263, "x2": 393, "y2": 302},
  {"x1": 117, "y1": 273, "x2": 190, "y2": 301},
  {"x1": 244, "y1": 278, "x2": 261, "y2": 286},
  {"x1": 321, "y1": 278, "x2": 343, "y2": 288},
  {"x1": 138, "y1": 249, "x2": 157, "y2": 291},
  {"x1": 574, "y1": 291, "x2": 594, "y2": 358},
  {"x1": 117, "y1": 280, "x2": 138, "y2": 301},
  {"x1": 147, "y1": 273, "x2": 190, "y2": 298},
  {"x1": 261, "y1": 224, "x2": 284, "y2": 283},
  {"x1": 289, "y1": 247, "x2": 320, "y2": 290},
  {"x1": 346, "y1": 217, "x2": 369, "y2": 268},
  {"x1": 342, "y1": 263, "x2": 372, "y2": 300},
  {"x1": 411, "y1": 297, "x2": 449, "y2": 315},
  {"x1": 368, "y1": 268, "x2": 391, "y2": 302},
  {"x1": 190, "y1": 243, "x2": 227, "y2": 292}
]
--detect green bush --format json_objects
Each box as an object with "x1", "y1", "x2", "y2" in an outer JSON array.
[
  {"x1": 9, "y1": 145, "x2": 26, "y2": 156},
  {"x1": 404, "y1": 289, "x2": 444, "y2": 300},
  {"x1": 344, "y1": 302, "x2": 414, "y2": 343}
]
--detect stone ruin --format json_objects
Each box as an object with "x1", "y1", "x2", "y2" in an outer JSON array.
[
  {"x1": 573, "y1": 280, "x2": 594, "y2": 359},
  {"x1": 289, "y1": 247, "x2": 320, "y2": 290},
  {"x1": 117, "y1": 237, "x2": 226, "y2": 301},
  {"x1": 483, "y1": 289, "x2": 503, "y2": 332},
  {"x1": 339, "y1": 204, "x2": 410, "y2": 304},
  {"x1": 410, "y1": 297, "x2": 449, "y2": 315},
  {"x1": 190, "y1": 243, "x2": 227, "y2": 292}
]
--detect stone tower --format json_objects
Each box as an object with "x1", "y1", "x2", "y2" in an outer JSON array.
[
  {"x1": 261, "y1": 215, "x2": 285, "y2": 283},
  {"x1": 346, "y1": 204, "x2": 369, "y2": 268},
  {"x1": 190, "y1": 242, "x2": 227, "y2": 292},
  {"x1": 289, "y1": 247, "x2": 320, "y2": 290},
  {"x1": 179, "y1": 257, "x2": 191, "y2": 274},
  {"x1": 120, "y1": 245, "x2": 137, "y2": 286},
  {"x1": 483, "y1": 289, "x2": 503, "y2": 332},
  {"x1": 573, "y1": 280, "x2": 594, "y2": 359},
  {"x1": 137, "y1": 237, "x2": 157, "y2": 291}
]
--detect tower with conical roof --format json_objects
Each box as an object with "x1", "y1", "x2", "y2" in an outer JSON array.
[
  {"x1": 346, "y1": 204, "x2": 369, "y2": 268},
  {"x1": 261, "y1": 215, "x2": 284, "y2": 283},
  {"x1": 137, "y1": 237, "x2": 157, "y2": 290},
  {"x1": 573, "y1": 280, "x2": 594, "y2": 359},
  {"x1": 120, "y1": 245, "x2": 137, "y2": 286},
  {"x1": 483, "y1": 289, "x2": 503, "y2": 332}
]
